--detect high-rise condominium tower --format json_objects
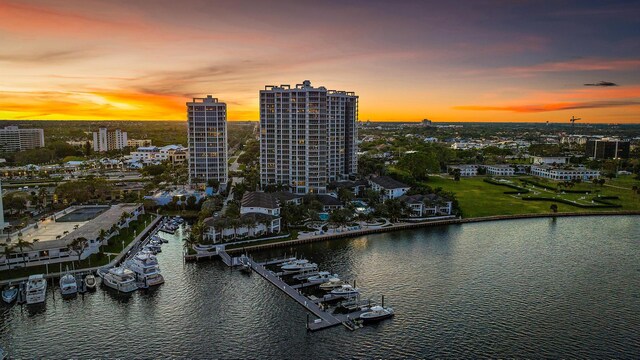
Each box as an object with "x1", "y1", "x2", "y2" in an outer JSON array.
[
  {"x1": 260, "y1": 80, "x2": 358, "y2": 194},
  {"x1": 92, "y1": 128, "x2": 127, "y2": 152},
  {"x1": 187, "y1": 95, "x2": 228, "y2": 186},
  {"x1": 0, "y1": 126, "x2": 45, "y2": 152}
]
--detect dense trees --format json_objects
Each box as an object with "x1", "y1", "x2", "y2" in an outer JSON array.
[{"x1": 55, "y1": 178, "x2": 113, "y2": 204}]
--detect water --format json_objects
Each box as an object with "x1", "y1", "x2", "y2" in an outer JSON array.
[{"x1": 1, "y1": 216, "x2": 639, "y2": 358}]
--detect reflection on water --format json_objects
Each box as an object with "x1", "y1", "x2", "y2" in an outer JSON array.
[{"x1": 0, "y1": 216, "x2": 639, "y2": 358}]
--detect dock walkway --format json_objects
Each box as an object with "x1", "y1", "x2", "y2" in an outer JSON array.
[{"x1": 246, "y1": 256, "x2": 342, "y2": 331}]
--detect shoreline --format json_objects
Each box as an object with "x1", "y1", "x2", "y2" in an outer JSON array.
[{"x1": 225, "y1": 210, "x2": 640, "y2": 254}]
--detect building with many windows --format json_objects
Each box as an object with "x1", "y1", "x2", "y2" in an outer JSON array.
[
  {"x1": 531, "y1": 165, "x2": 600, "y2": 181},
  {"x1": 187, "y1": 95, "x2": 228, "y2": 186},
  {"x1": 0, "y1": 126, "x2": 45, "y2": 152},
  {"x1": 259, "y1": 80, "x2": 358, "y2": 194},
  {"x1": 92, "y1": 128, "x2": 127, "y2": 152},
  {"x1": 585, "y1": 139, "x2": 630, "y2": 159}
]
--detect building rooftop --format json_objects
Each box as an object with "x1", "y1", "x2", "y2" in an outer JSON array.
[
  {"x1": 241, "y1": 192, "x2": 279, "y2": 209},
  {"x1": 369, "y1": 176, "x2": 410, "y2": 190}
]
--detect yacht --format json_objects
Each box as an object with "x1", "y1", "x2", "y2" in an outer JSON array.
[
  {"x1": 359, "y1": 305, "x2": 394, "y2": 323},
  {"x1": 281, "y1": 260, "x2": 318, "y2": 273},
  {"x1": 26, "y1": 274, "x2": 47, "y2": 305},
  {"x1": 143, "y1": 244, "x2": 161, "y2": 254},
  {"x1": 2, "y1": 284, "x2": 18, "y2": 304},
  {"x1": 330, "y1": 284, "x2": 359, "y2": 296},
  {"x1": 102, "y1": 267, "x2": 138, "y2": 293},
  {"x1": 59, "y1": 273, "x2": 78, "y2": 297},
  {"x1": 319, "y1": 278, "x2": 346, "y2": 291},
  {"x1": 84, "y1": 275, "x2": 97, "y2": 291},
  {"x1": 125, "y1": 252, "x2": 164, "y2": 287},
  {"x1": 307, "y1": 272, "x2": 339, "y2": 282},
  {"x1": 279, "y1": 259, "x2": 308, "y2": 267}
]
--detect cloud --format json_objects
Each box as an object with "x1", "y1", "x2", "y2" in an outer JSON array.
[
  {"x1": 584, "y1": 81, "x2": 618, "y2": 87},
  {"x1": 0, "y1": 49, "x2": 98, "y2": 64},
  {"x1": 505, "y1": 58, "x2": 640, "y2": 75},
  {"x1": 454, "y1": 100, "x2": 640, "y2": 113}
]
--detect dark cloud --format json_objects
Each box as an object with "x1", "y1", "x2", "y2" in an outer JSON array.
[
  {"x1": 584, "y1": 81, "x2": 619, "y2": 87},
  {"x1": 0, "y1": 49, "x2": 98, "y2": 64}
]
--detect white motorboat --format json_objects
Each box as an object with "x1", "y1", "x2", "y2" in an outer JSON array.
[
  {"x1": 281, "y1": 260, "x2": 317, "y2": 273},
  {"x1": 125, "y1": 252, "x2": 164, "y2": 287},
  {"x1": 279, "y1": 259, "x2": 308, "y2": 267},
  {"x1": 330, "y1": 284, "x2": 359, "y2": 296},
  {"x1": 84, "y1": 275, "x2": 97, "y2": 291},
  {"x1": 2, "y1": 285, "x2": 18, "y2": 304},
  {"x1": 319, "y1": 278, "x2": 345, "y2": 291},
  {"x1": 143, "y1": 244, "x2": 161, "y2": 254},
  {"x1": 26, "y1": 274, "x2": 47, "y2": 305},
  {"x1": 359, "y1": 305, "x2": 394, "y2": 323},
  {"x1": 102, "y1": 267, "x2": 138, "y2": 293},
  {"x1": 307, "y1": 272, "x2": 340, "y2": 282},
  {"x1": 59, "y1": 273, "x2": 78, "y2": 297}
]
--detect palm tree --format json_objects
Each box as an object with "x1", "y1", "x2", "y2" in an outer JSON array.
[
  {"x1": 68, "y1": 237, "x2": 88, "y2": 265},
  {"x1": 1, "y1": 245, "x2": 16, "y2": 270},
  {"x1": 550, "y1": 204, "x2": 558, "y2": 213},
  {"x1": 183, "y1": 231, "x2": 199, "y2": 252},
  {"x1": 14, "y1": 237, "x2": 33, "y2": 266}
]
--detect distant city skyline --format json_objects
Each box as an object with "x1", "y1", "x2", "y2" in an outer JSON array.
[{"x1": 0, "y1": 0, "x2": 639, "y2": 123}]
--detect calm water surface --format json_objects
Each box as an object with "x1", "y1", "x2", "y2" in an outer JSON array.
[{"x1": 1, "y1": 216, "x2": 639, "y2": 358}]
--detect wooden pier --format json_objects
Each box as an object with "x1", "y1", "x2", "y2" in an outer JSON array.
[{"x1": 245, "y1": 256, "x2": 344, "y2": 331}]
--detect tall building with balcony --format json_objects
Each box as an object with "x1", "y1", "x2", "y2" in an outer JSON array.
[
  {"x1": 187, "y1": 95, "x2": 228, "y2": 186},
  {"x1": 92, "y1": 128, "x2": 127, "y2": 152},
  {"x1": 585, "y1": 139, "x2": 630, "y2": 159},
  {"x1": 0, "y1": 126, "x2": 45, "y2": 152},
  {"x1": 260, "y1": 80, "x2": 358, "y2": 194}
]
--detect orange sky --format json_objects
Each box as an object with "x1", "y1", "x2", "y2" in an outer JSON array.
[{"x1": 0, "y1": 0, "x2": 639, "y2": 123}]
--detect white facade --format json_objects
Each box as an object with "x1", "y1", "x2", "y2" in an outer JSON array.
[
  {"x1": 531, "y1": 165, "x2": 600, "y2": 181},
  {"x1": 369, "y1": 177, "x2": 411, "y2": 201},
  {"x1": 187, "y1": 95, "x2": 228, "y2": 185},
  {"x1": 448, "y1": 165, "x2": 478, "y2": 177},
  {"x1": 532, "y1": 156, "x2": 569, "y2": 165},
  {"x1": 485, "y1": 165, "x2": 515, "y2": 176},
  {"x1": 0, "y1": 126, "x2": 45, "y2": 152},
  {"x1": 93, "y1": 128, "x2": 127, "y2": 152},
  {"x1": 130, "y1": 145, "x2": 187, "y2": 165},
  {"x1": 260, "y1": 80, "x2": 358, "y2": 194}
]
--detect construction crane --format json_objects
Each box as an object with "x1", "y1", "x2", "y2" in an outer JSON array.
[{"x1": 570, "y1": 116, "x2": 581, "y2": 127}]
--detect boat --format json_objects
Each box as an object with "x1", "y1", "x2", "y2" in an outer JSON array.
[
  {"x1": 84, "y1": 275, "x2": 97, "y2": 291},
  {"x1": 239, "y1": 255, "x2": 252, "y2": 274},
  {"x1": 143, "y1": 244, "x2": 161, "y2": 254},
  {"x1": 2, "y1": 285, "x2": 18, "y2": 304},
  {"x1": 359, "y1": 305, "x2": 394, "y2": 323},
  {"x1": 26, "y1": 274, "x2": 47, "y2": 305},
  {"x1": 59, "y1": 272, "x2": 78, "y2": 297},
  {"x1": 307, "y1": 272, "x2": 340, "y2": 282},
  {"x1": 101, "y1": 267, "x2": 138, "y2": 293},
  {"x1": 281, "y1": 260, "x2": 317, "y2": 272},
  {"x1": 319, "y1": 278, "x2": 346, "y2": 291},
  {"x1": 124, "y1": 252, "x2": 164, "y2": 287},
  {"x1": 279, "y1": 259, "x2": 308, "y2": 267},
  {"x1": 330, "y1": 284, "x2": 359, "y2": 296}
]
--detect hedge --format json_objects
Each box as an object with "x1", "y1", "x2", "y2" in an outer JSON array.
[
  {"x1": 521, "y1": 196, "x2": 621, "y2": 208},
  {"x1": 484, "y1": 178, "x2": 530, "y2": 194}
]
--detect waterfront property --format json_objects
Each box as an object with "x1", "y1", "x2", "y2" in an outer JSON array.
[
  {"x1": 187, "y1": 95, "x2": 228, "y2": 187},
  {"x1": 398, "y1": 194, "x2": 453, "y2": 217},
  {"x1": 0, "y1": 204, "x2": 143, "y2": 270},
  {"x1": 369, "y1": 176, "x2": 410, "y2": 201}
]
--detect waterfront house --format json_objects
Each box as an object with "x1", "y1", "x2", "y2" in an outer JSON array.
[
  {"x1": 399, "y1": 194, "x2": 453, "y2": 217},
  {"x1": 369, "y1": 176, "x2": 411, "y2": 201}
]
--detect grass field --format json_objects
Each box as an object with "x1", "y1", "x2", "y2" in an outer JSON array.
[{"x1": 425, "y1": 175, "x2": 640, "y2": 218}]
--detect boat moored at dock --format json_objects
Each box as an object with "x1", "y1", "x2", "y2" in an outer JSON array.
[
  {"x1": 84, "y1": 275, "x2": 97, "y2": 291},
  {"x1": 101, "y1": 267, "x2": 138, "y2": 293},
  {"x1": 26, "y1": 274, "x2": 47, "y2": 305},
  {"x1": 2, "y1": 285, "x2": 18, "y2": 304},
  {"x1": 330, "y1": 284, "x2": 359, "y2": 296},
  {"x1": 125, "y1": 252, "x2": 165, "y2": 287},
  {"x1": 359, "y1": 305, "x2": 394, "y2": 323},
  {"x1": 59, "y1": 273, "x2": 78, "y2": 297}
]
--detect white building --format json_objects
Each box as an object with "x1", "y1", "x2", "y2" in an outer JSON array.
[
  {"x1": 531, "y1": 165, "x2": 600, "y2": 181},
  {"x1": 92, "y1": 128, "x2": 127, "y2": 152},
  {"x1": 202, "y1": 192, "x2": 281, "y2": 243},
  {"x1": 260, "y1": 80, "x2": 358, "y2": 194},
  {"x1": 129, "y1": 145, "x2": 188, "y2": 165},
  {"x1": 531, "y1": 156, "x2": 569, "y2": 165},
  {"x1": 447, "y1": 164, "x2": 479, "y2": 177},
  {"x1": 484, "y1": 165, "x2": 515, "y2": 176},
  {"x1": 0, "y1": 126, "x2": 45, "y2": 152},
  {"x1": 127, "y1": 139, "x2": 152, "y2": 148},
  {"x1": 369, "y1": 176, "x2": 411, "y2": 201},
  {"x1": 399, "y1": 194, "x2": 453, "y2": 217},
  {"x1": 187, "y1": 95, "x2": 228, "y2": 186}
]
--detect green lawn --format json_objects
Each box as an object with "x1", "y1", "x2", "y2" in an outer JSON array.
[
  {"x1": 0, "y1": 213, "x2": 156, "y2": 281},
  {"x1": 425, "y1": 175, "x2": 640, "y2": 218}
]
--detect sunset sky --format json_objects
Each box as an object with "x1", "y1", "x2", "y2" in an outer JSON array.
[{"x1": 1, "y1": 0, "x2": 639, "y2": 123}]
